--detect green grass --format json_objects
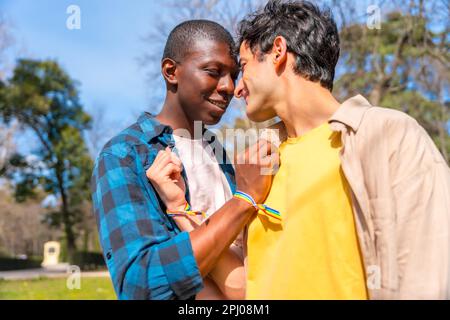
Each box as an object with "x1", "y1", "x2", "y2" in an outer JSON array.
[{"x1": 0, "y1": 276, "x2": 117, "y2": 300}]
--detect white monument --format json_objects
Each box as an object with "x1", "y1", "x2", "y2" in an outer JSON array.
[{"x1": 41, "y1": 241, "x2": 61, "y2": 268}]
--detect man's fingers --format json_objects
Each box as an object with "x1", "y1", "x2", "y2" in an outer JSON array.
[
  {"x1": 160, "y1": 162, "x2": 182, "y2": 179},
  {"x1": 259, "y1": 152, "x2": 280, "y2": 175},
  {"x1": 256, "y1": 139, "x2": 275, "y2": 161},
  {"x1": 168, "y1": 149, "x2": 182, "y2": 167},
  {"x1": 236, "y1": 138, "x2": 277, "y2": 166},
  {"x1": 249, "y1": 139, "x2": 274, "y2": 165},
  {"x1": 147, "y1": 150, "x2": 164, "y2": 178},
  {"x1": 153, "y1": 150, "x2": 172, "y2": 170},
  {"x1": 242, "y1": 139, "x2": 262, "y2": 165},
  {"x1": 260, "y1": 152, "x2": 279, "y2": 168},
  {"x1": 152, "y1": 150, "x2": 165, "y2": 166},
  {"x1": 250, "y1": 139, "x2": 264, "y2": 155},
  {"x1": 163, "y1": 146, "x2": 183, "y2": 167},
  {"x1": 154, "y1": 150, "x2": 169, "y2": 166},
  {"x1": 147, "y1": 149, "x2": 174, "y2": 179}
]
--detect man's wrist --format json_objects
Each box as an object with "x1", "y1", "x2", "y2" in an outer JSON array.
[
  {"x1": 167, "y1": 202, "x2": 188, "y2": 212},
  {"x1": 231, "y1": 196, "x2": 257, "y2": 214}
]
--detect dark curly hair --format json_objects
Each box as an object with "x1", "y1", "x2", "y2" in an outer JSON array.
[{"x1": 237, "y1": 0, "x2": 340, "y2": 91}]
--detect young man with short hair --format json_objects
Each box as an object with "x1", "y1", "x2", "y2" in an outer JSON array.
[{"x1": 91, "y1": 20, "x2": 276, "y2": 300}]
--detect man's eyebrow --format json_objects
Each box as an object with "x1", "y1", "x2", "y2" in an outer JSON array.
[
  {"x1": 202, "y1": 60, "x2": 231, "y2": 68},
  {"x1": 206, "y1": 59, "x2": 240, "y2": 72}
]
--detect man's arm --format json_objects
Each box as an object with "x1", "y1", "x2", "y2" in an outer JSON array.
[
  {"x1": 172, "y1": 213, "x2": 246, "y2": 300},
  {"x1": 388, "y1": 114, "x2": 450, "y2": 299},
  {"x1": 189, "y1": 199, "x2": 253, "y2": 278},
  {"x1": 209, "y1": 241, "x2": 246, "y2": 299},
  {"x1": 144, "y1": 140, "x2": 276, "y2": 298},
  {"x1": 148, "y1": 140, "x2": 275, "y2": 278},
  {"x1": 91, "y1": 152, "x2": 204, "y2": 300},
  {"x1": 92, "y1": 139, "x2": 274, "y2": 300}
]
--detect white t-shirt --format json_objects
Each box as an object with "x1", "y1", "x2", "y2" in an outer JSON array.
[
  {"x1": 172, "y1": 134, "x2": 243, "y2": 300},
  {"x1": 173, "y1": 134, "x2": 232, "y2": 217}
]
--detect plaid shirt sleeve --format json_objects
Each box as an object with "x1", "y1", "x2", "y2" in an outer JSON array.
[{"x1": 91, "y1": 150, "x2": 204, "y2": 300}]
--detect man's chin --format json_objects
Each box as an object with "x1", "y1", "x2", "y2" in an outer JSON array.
[
  {"x1": 246, "y1": 108, "x2": 273, "y2": 123},
  {"x1": 203, "y1": 113, "x2": 223, "y2": 126}
]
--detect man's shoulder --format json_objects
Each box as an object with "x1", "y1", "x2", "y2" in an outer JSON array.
[
  {"x1": 99, "y1": 121, "x2": 148, "y2": 160},
  {"x1": 366, "y1": 106, "x2": 417, "y2": 122},
  {"x1": 361, "y1": 106, "x2": 421, "y2": 134},
  {"x1": 359, "y1": 106, "x2": 445, "y2": 162}
]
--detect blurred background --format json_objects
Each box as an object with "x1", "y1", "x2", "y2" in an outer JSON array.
[{"x1": 0, "y1": 0, "x2": 448, "y2": 299}]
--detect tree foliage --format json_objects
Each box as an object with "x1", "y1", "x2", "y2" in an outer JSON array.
[
  {"x1": 0, "y1": 59, "x2": 93, "y2": 258},
  {"x1": 335, "y1": 6, "x2": 449, "y2": 160}
]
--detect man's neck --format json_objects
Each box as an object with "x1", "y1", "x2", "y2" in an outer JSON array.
[
  {"x1": 274, "y1": 78, "x2": 341, "y2": 138},
  {"x1": 155, "y1": 95, "x2": 198, "y2": 137}
]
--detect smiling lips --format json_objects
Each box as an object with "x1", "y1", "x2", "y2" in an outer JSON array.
[{"x1": 207, "y1": 98, "x2": 229, "y2": 111}]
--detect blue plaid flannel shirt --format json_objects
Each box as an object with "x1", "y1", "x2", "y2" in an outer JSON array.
[{"x1": 91, "y1": 112, "x2": 236, "y2": 300}]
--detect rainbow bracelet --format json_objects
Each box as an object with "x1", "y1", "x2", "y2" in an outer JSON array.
[
  {"x1": 234, "y1": 191, "x2": 282, "y2": 221},
  {"x1": 166, "y1": 202, "x2": 206, "y2": 219}
]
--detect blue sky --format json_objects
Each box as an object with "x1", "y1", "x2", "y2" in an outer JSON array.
[
  {"x1": 1, "y1": 0, "x2": 166, "y2": 126},
  {"x1": 0, "y1": 0, "x2": 252, "y2": 156},
  {"x1": 1, "y1": 0, "x2": 447, "y2": 155}
]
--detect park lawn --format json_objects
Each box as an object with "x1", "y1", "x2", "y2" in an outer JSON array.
[{"x1": 0, "y1": 276, "x2": 116, "y2": 300}]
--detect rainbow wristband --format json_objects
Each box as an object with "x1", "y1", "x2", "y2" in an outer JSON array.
[
  {"x1": 166, "y1": 202, "x2": 206, "y2": 219},
  {"x1": 234, "y1": 191, "x2": 281, "y2": 221}
]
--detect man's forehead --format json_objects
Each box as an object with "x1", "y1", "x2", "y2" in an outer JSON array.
[
  {"x1": 187, "y1": 39, "x2": 235, "y2": 60},
  {"x1": 238, "y1": 42, "x2": 253, "y2": 63}
]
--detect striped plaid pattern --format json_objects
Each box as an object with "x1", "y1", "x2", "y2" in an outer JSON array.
[{"x1": 91, "y1": 112, "x2": 236, "y2": 300}]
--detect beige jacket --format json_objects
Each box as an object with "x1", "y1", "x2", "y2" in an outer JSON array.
[{"x1": 250, "y1": 94, "x2": 450, "y2": 300}]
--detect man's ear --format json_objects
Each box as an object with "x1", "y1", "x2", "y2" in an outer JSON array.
[
  {"x1": 161, "y1": 58, "x2": 178, "y2": 85},
  {"x1": 272, "y1": 36, "x2": 288, "y2": 73}
]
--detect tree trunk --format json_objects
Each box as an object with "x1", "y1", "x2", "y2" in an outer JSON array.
[
  {"x1": 370, "y1": 82, "x2": 383, "y2": 106},
  {"x1": 55, "y1": 164, "x2": 77, "y2": 263}
]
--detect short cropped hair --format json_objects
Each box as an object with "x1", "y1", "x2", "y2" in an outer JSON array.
[
  {"x1": 163, "y1": 19, "x2": 236, "y2": 63},
  {"x1": 237, "y1": 0, "x2": 340, "y2": 91}
]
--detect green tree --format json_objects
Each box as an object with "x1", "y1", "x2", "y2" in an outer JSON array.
[
  {"x1": 0, "y1": 59, "x2": 93, "y2": 260},
  {"x1": 335, "y1": 5, "x2": 449, "y2": 161}
]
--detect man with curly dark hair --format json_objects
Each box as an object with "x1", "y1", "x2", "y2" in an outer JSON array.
[{"x1": 235, "y1": 0, "x2": 450, "y2": 299}]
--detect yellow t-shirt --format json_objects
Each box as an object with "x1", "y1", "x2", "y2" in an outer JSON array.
[{"x1": 246, "y1": 123, "x2": 368, "y2": 299}]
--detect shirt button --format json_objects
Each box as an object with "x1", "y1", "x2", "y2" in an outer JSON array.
[{"x1": 106, "y1": 252, "x2": 112, "y2": 260}]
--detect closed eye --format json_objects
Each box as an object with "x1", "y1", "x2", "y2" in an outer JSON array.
[{"x1": 205, "y1": 68, "x2": 220, "y2": 77}]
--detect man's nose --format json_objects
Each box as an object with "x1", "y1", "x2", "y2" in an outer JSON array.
[
  {"x1": 234, "y1": 77, "x2": 246, "y2": 99},
  {"x1": 217, "y1": 74, "x2": 235, "y2": 96}
]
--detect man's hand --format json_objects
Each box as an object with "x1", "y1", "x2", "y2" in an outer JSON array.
[
  {"x1": 234, "y1": 139, "x2": 279, "y2": 204},
  {"x1": 146, "y1": 147, "x2": 186, "y2": 211}
]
